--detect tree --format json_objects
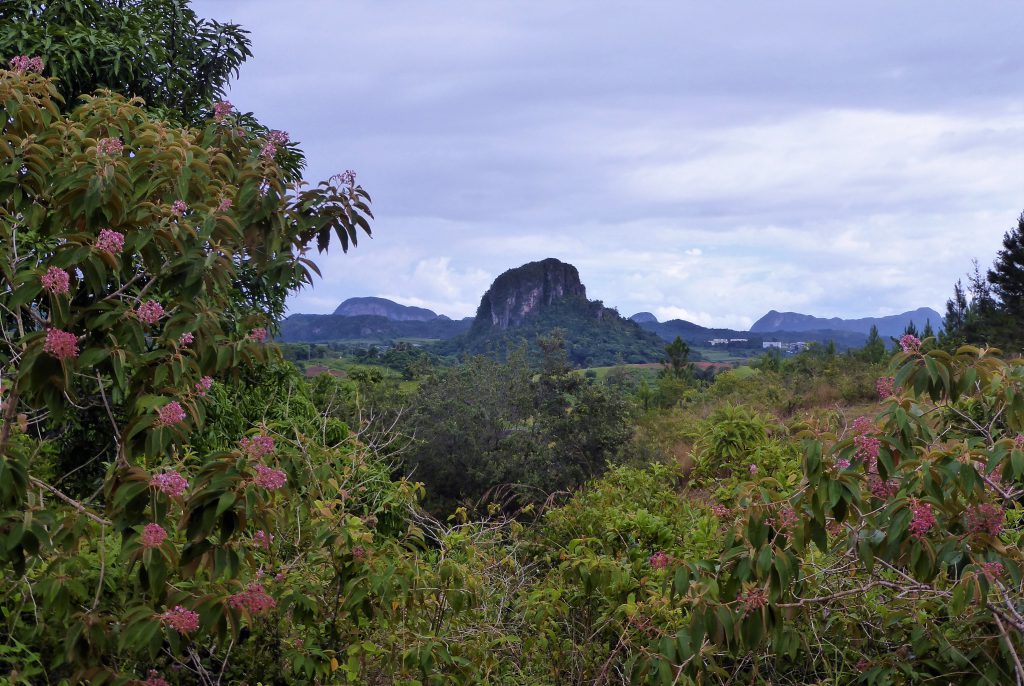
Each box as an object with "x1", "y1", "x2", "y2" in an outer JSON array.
[
  {"x1": 987, "y1": 211, "x2": 1024, "y2": 344},
  {"x1": 859, "y1": 324, "x2": 886, "y2": 363},
  {"x1": 0, "y1": 0, "x2": 251, "y2": 125},
  {"x1": 662, "y1": 336, "x2": 694, "y2": 381}
]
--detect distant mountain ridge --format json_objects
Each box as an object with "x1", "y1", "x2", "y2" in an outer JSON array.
[
  {"x1": 333, "y1": 296, "x2": 438, "y2": 321},
  {"x1": 750, "y1": 307, "x2": 942, "y2": 337}
]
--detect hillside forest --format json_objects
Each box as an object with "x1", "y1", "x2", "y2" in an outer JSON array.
[{"x1": 2, "y1": 3, "x2": 1024, "y2": 685}]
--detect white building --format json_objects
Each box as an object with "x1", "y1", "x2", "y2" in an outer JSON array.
[{"x1": 763, "y1": 341, "x2": 784, "y2": 349}]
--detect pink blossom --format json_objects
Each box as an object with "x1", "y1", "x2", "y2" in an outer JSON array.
[
  {"x1": 151, "y1": 471, "x2": 189, "y2": 498},
  {"x1": 908, "y1": 499, "x2": 936, "y2": 539},
  {"x1": 260, "y1": 142, "x2": 277, "y2": 158},
  {"x1": 352, "y1": 546, "x2": 366, "y2": 561},
  {"x1": 855, "y1": 658, "x2": 871, "y2": 673},
  {"x1": 748, "y1": 464, "x2": 758, "y2": 476},
  {"x1": 158, "y1": 605, "x2": 199, "y2": 634},
  {"x1": 253, "y1": 529, "x2": 274, "y2": 549},
  {"x1": 140, "y1": 523, "x2": 167, "y2": 549},
  {"x1": 981, "y1": 561, "x2": 1004, "y2": 581},
  {"x1": 834, "y1": 458, "x2": 851, "y2": 470},
  {"x1": 249, "y1": 327, "x2": 269, "y2": 343},
  {"x1": 96, "y1": 138, "x2": 123, "y2": 157},
  {"x1": 9, "y1": 56, "x2": 44, "y2": 74},
  {"x1": 253, "y1": 464, "x2": 287, "y2": 491},
  {"x1": 240, "y1": 435, "x2": 275, "y2": 458},
  {"x1": 44, "y1": 329, "x2": 79, "y2": 360},
  {"x1": 876, "y1": 376, "x2": 895, "y2": 399},
  {"x1": 710, "y1": 504, "x2": 731, "y2": 518},
  {"x1": 851, "y1": 416, "x2": 875, "y2": 435},
  {"x1": 738, "y1": 587, "x2": 767, "y2": 614},
  {"x1": 267, "y1": 130, "x2": 289, "y2": 146},
  {"x1": 228, "y1": 582, "x2": 277, "y2": 615},
  {"x1": 195, "y1": 376, "x2": 214, "y2": 397},
  {"x1": 213, "y1": 100, "x2": 234, "y2": 121},
  {"x1": 155, "y1": 401, "x2": 187, "y2": 427},
  {"x1": 217, "y1": 198, "x2": 232, "y2": 212},
  {"x1": 899, "y1": 334, "x2": 922, "y2": 353},
  {"x1": 136, "y1": 300, "x2": 164, "y2": 325},
  {"x1": 171, "y1": 200, "x2": 188, "y2": 217},
  {"x1": 179, "y1": 332, "x2": 195, "y2": 346},
  {"x1": 331, "y1": 170, "x2": 357, "y2": 187},
  {"x1": 94, "y1": 228, "x2": 125, "y2": 253},
  {"x1": 1015, "y1": 434, "x2": 1024, "y2": 450},
  {"x1": 294, "y1": 638, "x2": 304, "y2": 648},
  {"x1": 648, "y1": 551, "x2": 670, "y2": 569},
  {"x1": 965, "y1": 503, "x2": 1004, "y2": 537},
  {"x1": 853, "y1": 435, "x2": 881, "y2": 472},
  {"x1": 274, "y1": 572, "x2": 286, "y2": 582},
  {"x1": 773, "y1": 506, "x2": 799, "y2": 535},
  {"x1": 869, "y1": 478, "x2": 899, "y2": 500},
  {"x1": 144, "y1": 670, "x2": 170, "y2": 686},
  {"x1": 40, "y1": 266, "x2": 70, "y2": 295}
]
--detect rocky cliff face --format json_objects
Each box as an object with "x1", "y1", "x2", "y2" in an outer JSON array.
[
  {"x1": 473, "y1": 258, "x2": 588, "y2": 330},
  {"x1": 333, "y1": 297, "x2": 438, "y2": 321},
  {"x1": 629, "y1": 312, "x2": 658, "y2": 324}
]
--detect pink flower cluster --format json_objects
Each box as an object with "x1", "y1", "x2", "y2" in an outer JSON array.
[
  {"x1": 965, "y1": 503, "x2": 1004, "y2": 537},
  {"x1": 241, "y1": 434, "x2": 275, "y2": 458},
  {"x1": 267, "y1": 130, "x2": 289, "y2": 146},
  {"x1": 748, "y1": 464, "x2": 758, "y2": 476},
  {"x1": 908, "y1": 500, "x2": 936, "y2": 539},
  {"x1": 710, "y1": 503, "x2": 731, "y2": 518},
  {"x1": 981, "y1": 561, "x2": 1004, "y2": 581},
  {"x1": 179, "y1": 332, "x2": 195, "y2": 346},
  {"x1": 851, "y1": 416, "x2": 874, "y2": 434},
  {"x1": 773, "y1": 506, "x2": 799, "y2": 535},
  {"x1": 9, "y1": 56, "x2": 43, "y2": 73},
  {"x1": 649, "y1": 551, "x2": 671, "y2": 569},
  {"x1": 253, "y1": 529, "x2": 274, "y2": 549},
  {"x1": 151, "y1": 470, "x2": 189, "y2": 497},
  {"x1": 44, "y1": 329, "x2": 79, "y2": 360},
  {"x1": 144, "y1": 670, "x2": 170, "y2": 686},
  {"x1": 738, "y1": 587, "x2": 767, "y2": 613},
  {"x1": 217, "y1": 197, "x2": 233, "y2": 212},
  {"x1": 876, "y1": 376, "x2": 895, "y2": 399},
  {"x1": 249, "y1": 327, "x2": 269, "y2": 343},
  {"x1": 136, "y1": 300, "x2": 164, "y2": 325},
  {"x1": 253, "y1": 464, "x2": 287, "y2": 491},
  {"x1": 868, "y1": 478, "x2": 899, "y2": 500},
  {"x1": 40, "y1": 266, "x2": 70, "y2": 295},
  {"x1": 834, "y1": 458, "x2": 851, "y2": 470},
  {"x1": 899, "y1": 334, "x2": 922, "y2": 353},
  {"x1": 853, "y1": 435, "x2": 881, "y2": 471},
  {"x1": 158, "y1": 605, "x2": 199, "y2": 634},
  {"x1": 94, "y1": 228, "x2": 125, "y2": 253},
  {"x1": 140, "y1": 523, "x2": 167, "y2": 549},
  {"x1": 171, "y1": 200, "x2": 188, "y2": 217},
  {"x1": 352, "y1": 546, "x2": 366, "y2": 561},
  {"x1": 1015, "y1": 434, "x2": 1024, "y2": 450},
  {"x1": 155, "y1": 401, "x2": 187, "y2": 427},
  {"x1": 331, "y1": 170, "x2": 357, "y2": 187},
  {"x1": 195, "y1": 376, "x2": 214, "y2": 397},
  {"x1": 228, "y1": 582, "x2": 277, "y2": 615},
  {"x1": 260, "y1": 142, "x2": 277, "y2": 158},
  {"x1": 96, "y1": 138, "x2": 123, "y2": 156},
  {"x1": 213, "y1": 100, "x2": 234, "y2": 121}
]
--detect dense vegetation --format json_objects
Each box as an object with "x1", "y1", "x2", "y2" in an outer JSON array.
[{"x1": 2, "y1": 5, "x2": 1023, "y2": 685}]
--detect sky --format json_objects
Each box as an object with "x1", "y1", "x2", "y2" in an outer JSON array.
[{"x1": 194, "y1": 1, "x2": 1023, "y2": 330}]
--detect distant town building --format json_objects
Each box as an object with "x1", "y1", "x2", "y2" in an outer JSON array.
[
  {"x1": 709, "y1": 338, "x2": 730, "y2": 345},
  {"x1": 787, "y1": 341, "x2": 807, "y2": 353},
  {"x1": 763, "y1": 341, "x2": 784, "y2": 349},
  {"x1": 729, "y1": 338, "x2": 748, "y2": 343}
]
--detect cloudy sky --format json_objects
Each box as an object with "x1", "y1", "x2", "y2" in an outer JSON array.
[{"x1": 195, "y1": 1, "x2": 1023, "y2": 329}]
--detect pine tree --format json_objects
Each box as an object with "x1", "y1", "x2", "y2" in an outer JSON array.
[
  {"x1": 861, "y1": 324, "x2": 886, "y2": 362},
  {"x1": 987, "y1": 212, "x2": 1024, "y2": 345}
]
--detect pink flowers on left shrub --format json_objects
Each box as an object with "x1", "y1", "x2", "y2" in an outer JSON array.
[
  {"x1": 94, "y1": 228, "x2": 126, "y2": 254},
  {"x1": 40, "y1": 266, "x2": 70, "y2": 295},
  {"x1": 96, "y1": 138, "x2": 124, "y2": 157},
  {"x1": 648, "y1": 551, "x2": 670, "y2": 569},
  {"x1": 228, "y1": 582, "x2": 277, "y2": 615},
  {"x1": 151, "y1": 470, "x2": 189, "y2": 497},
  {"x1": 253, "y1": 464, "x2": 287, "y2": 491},
  {"x1": 44, "y1": 329, "x2": 79, "y2": 360},
  {"x1": 155, "y1": 401, "x2": 187, "y2": 427},
  {"x1": 140, "y1": 523, "x2": 167, "y2": 549},
  {"x1": 136, "y1": 300, "x2": 164, "y2": 325},
  {"x1": 241, "y1": 434, "x2": 275, "y2": 458},
  {"x1": 249, "y1": 327, "x2": 269, "y2": 343},
  {"x1": 908, "y1": 499, "x2": 936, "y2": 539},
  {"x1": 9, "y1": 56, "x2": 43, "y2": 74},
  {"x1": 158, "y1": 605, "x2": 200, "y2": 634},
  {"x1": 899, "y1": 334, "x2": 922, "y2": 353}
]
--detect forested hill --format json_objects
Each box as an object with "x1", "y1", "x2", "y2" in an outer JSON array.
[
  {"x1": 439, "y1": 258, "x2": 666, "y2": 366},
  {"x1": 278, "y1": 313, "x2": 471, "y2": 342}
]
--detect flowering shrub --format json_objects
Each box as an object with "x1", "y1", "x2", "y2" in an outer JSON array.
[{"x1": 0, "y1": 65, "x2": 372, "y2": 681}]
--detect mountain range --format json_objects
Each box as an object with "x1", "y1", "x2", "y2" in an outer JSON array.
[{"x1": 278, "y1": 258, "x2": 943, "y2": 358}]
